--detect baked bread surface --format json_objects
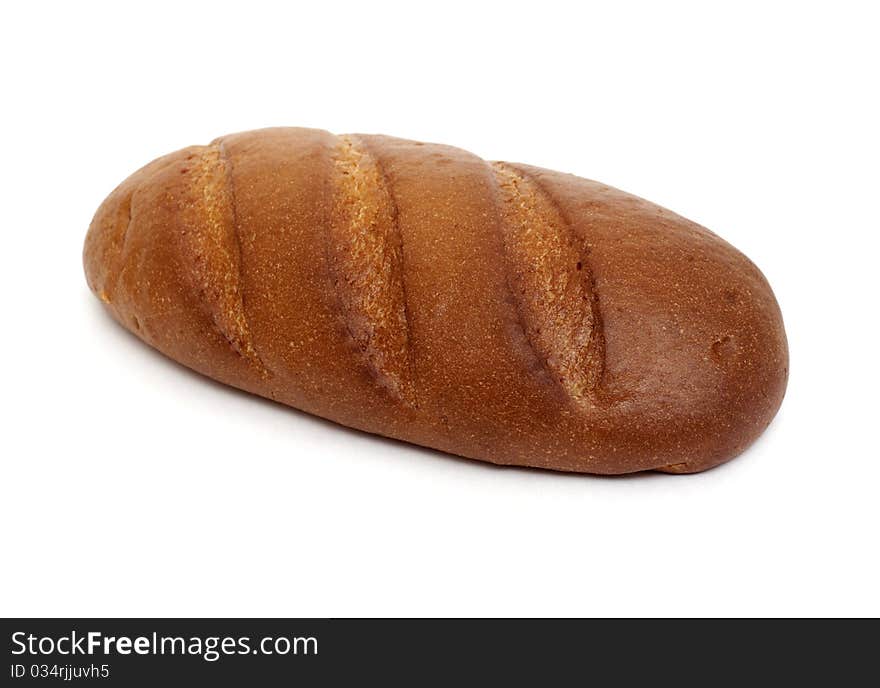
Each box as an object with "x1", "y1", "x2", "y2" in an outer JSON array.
[{"x1": 84, "y1": 128, "x2": 788, "y2": 474}]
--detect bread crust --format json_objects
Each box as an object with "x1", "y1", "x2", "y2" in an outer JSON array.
[{"x1": 84, "y1": 127, "x2": 788, "y2": 474}]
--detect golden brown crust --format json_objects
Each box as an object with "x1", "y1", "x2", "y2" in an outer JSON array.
[
  {"x1": 83, "y1": 127, "x2": 788, "y2": 474},
  {"x1": 178, "y1": 142, "x2": 267, "y2": 375},
  {"x1": 492, "y1": 162, "x2": 605, "y2": 408},
  {"x1": 327, "y1": 135, "x2": 414, "y2": 405}
]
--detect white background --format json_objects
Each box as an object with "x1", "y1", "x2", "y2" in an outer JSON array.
[{"x1": 1, "y1": 1, "x2": 877, "y2": 617}]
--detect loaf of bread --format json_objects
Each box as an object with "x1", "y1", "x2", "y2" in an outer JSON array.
[{"x1": 83, "y1": 128, "x2": 787, "y2": 474}]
